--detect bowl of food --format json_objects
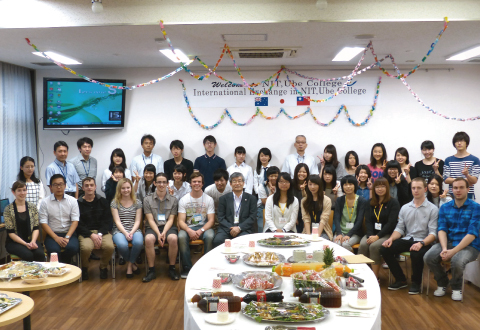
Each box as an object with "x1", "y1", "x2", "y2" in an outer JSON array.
[
  {"x1": 225, "y1": 255, "x2": 240, "y2": 263},
  {"x1": 21, "y1": 273, "x2": 48, "y2": 284},
  {"x1": 217, "y1": 273, "x2": 233, "y2": 284}
]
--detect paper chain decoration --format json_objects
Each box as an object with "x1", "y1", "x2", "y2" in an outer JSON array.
[
  {"x1": 25, "y1": 17, "x2": 480, "y2": 121},
  {"x1": 179, "y1": 76, "x2": 381, "y2": 129}
]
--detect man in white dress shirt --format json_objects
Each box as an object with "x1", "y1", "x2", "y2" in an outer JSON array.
[
  {"x1": 227, "y1": 146, "x2": 254, "y2": 194},
  {"x1": 282, "y1": 135, "x2": 319, "y2": 177},
  {"x1": 130, "y1": 134, "x2": 164, "y2": 179}
]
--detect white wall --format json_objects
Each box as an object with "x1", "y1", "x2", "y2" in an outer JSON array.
[{"x1": 34, "y1": 65, "x2": 480, "y2": 196}]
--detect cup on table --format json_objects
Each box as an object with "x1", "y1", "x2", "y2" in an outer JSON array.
[
  {"x1": 357, "y1": 287, "x2": 367, "y2": 306},
  {"x1": 217, "y1": 298, "x2": 229, "y2": 322},
  {"x1": 224, "y1": 239, "x2": 232, "y2": 253},
  {"x1": 248, "y1": 240, "x2": 255, "y2": 253},
  {"x1": 50, "y1": 252, "x2": 59, "y2": 266},
  {"x1": 312, "y1": 226, "x2": 319, "y2": 240},
  {"x1": 212, "y1": 277, "x2": 222, "y2": 292}
]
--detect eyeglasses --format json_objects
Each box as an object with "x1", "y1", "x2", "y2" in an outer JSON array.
[
  {"x1": 231, "y1": 180, "x2": 244, "y2": 184},
  {"x1": 156, "y1": 181, "x2": 168, "y2": 185},
  {"x1": 52, "y1": 183, "x2": 65, "y2": 188},
  {"x1": 278, "y1": 181, "x2": 290, "y2": 185}
]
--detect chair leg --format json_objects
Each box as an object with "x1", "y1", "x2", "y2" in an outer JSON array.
[
  {"x1": 404, "y1": 256, "x2": 409, "y2": 284},
  {"x1": 144, "y1": 250, "x2": 148, "y2": 274},
  {"x1": 111, "y1": 249, "x2": 116, "y2": 279},
  {"x1": 78, "y1": 253, "x2": 82, "y2": 283},
  {"x1": 426, "y1": 268, "x2": 430, "y2": 295},
  {"x1": 462, "y1": 268, "x2": 465, "y2": 303}
]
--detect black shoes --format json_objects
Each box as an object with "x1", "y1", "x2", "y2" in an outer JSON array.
[
  {"x1": 181, "y1": 268, "x2": 190, "y2": 279},
  {"x1": 143, "y1": 270, "x2": 156, "y2": 282},
  {"x1": 169, "y1": 268, "x2": 180, "y2": 280},
  {"x1": 132, "y1": 264, "x2": 141, "y2": 275},
  {"x1": 408, "y1": 282, "x2": 421, "y2": 295},
  {"x1": 82, "y1": 267, "x2": 89, "y2": 281},
  {"x1": 388, "y1": 281, "x2": 408, "y2": 290},
  {"x1": 100, "y1": 268, "x2": 108, "y2": 279},
  {"x1": 119, "y1": 257, "x2": 125, "y2": 265}
]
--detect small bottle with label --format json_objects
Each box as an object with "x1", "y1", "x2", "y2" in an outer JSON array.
[
  {"x1": 189, "y1": 291, "x2": 233, "y2": 303},
  {"x1": 197, "y1": 296, "x2": 242, "y2": 313}
]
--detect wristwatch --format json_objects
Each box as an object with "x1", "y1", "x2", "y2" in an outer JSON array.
[
  {"x1": 65, "y1": 235, "x2": 70, "y2": 239},
  {"x1": 420, "y1": 241, "x2": 425, "y2": 246},
  {"x1": 200, "y1": 228, "x2": 205, "y2": 233}
]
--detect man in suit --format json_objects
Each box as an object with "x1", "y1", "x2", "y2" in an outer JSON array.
[{"x1": 213, "y1": 172, "x2": 257, "y2": 248}]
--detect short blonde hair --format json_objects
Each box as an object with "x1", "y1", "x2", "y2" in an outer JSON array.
[{"x1": 114, "y1": 178, "x2": 136, "y2": 207}]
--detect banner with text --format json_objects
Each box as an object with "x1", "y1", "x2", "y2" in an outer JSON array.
[{"x1": 185, "y1": 73, "x2": 378, "y2": 108}]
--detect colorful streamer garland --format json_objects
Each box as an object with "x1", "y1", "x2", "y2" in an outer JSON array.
[{"x1": 179, "y1": 76, "x2": 381, "y2": 129}]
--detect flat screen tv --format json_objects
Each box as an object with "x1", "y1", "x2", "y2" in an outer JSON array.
[{"x1": 43, "y1": 78, "x2": 126, "y2": 130}]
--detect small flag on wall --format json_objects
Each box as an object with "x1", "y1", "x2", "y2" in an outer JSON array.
[
  {"x1": 255, "y1": 97, "x2": 268, "y2": 106},
  {"x1": 297, "y1": 96, "x2": 310, "y2": 106}
]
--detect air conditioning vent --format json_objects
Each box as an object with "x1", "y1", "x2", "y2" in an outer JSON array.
[
  {"x1": 467, "y1": 58, "x2": 480, "y2": 63},
  {"x1": 231, "y1": 48, "x2": 298, "y2": 59},
  {"x1": 31, "y1": 62, "x2": 58, "y2": 66}
]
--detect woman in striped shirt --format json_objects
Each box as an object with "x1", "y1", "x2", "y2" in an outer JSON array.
[{"x1": 111, "y1": 178, "x2": 143, "y2": 278}]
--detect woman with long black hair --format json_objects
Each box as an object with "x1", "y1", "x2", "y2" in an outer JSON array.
[
  {"x1": 101, "y1": 148, "x2": 132, "y2": 192},
  {"x1": 13, "y1": 156, "x2": 45, "y2": 208},
  {"x1": 301, "y1": 175, "x2": 332, "y2": 239},
  {"x1": 318, "y1": 144, "x2": 347, "y2": 179}
]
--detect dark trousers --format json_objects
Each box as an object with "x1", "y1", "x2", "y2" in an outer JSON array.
[
  {"x1": 212, "y1": 230, "x2": 251, "y2": 248},
  {"x1": 380, "y1": 237, "x2": 431, "y2": 284},
  {"x1": 44, "y1": 233, "x2": 79, "y2": 263},
  {"x1": 265, "y1": 229, "x2": 295, "y2": 233},
  {"x1": 6, "y1": 241, "x2": 45, "y2": 262}
]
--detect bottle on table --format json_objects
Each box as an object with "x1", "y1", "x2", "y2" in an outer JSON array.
[
  {"x1": 273, "y1": 262, "x2": 325, "y2": 277},
  {"x1": 197, "y1": 296, "x2": 242, "y2": 313},
  {"x1": 241, "y1": 291, "x2": 284, "y2": 303},
  {"x1": 189, "y1": 291, "x2": 233, "y2": 303},
  {"x1": 298, "y1": 288, "x2": 342, "y2": 308}
]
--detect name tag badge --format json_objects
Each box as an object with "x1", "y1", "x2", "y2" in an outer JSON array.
[
  {"x1": 193, "y1": 214, "x2": 203, "y2": 225},
  {"x1": 346, "y1": 222, "x2": 354, "y2": 229},
  {"x1": 279, "y1": 217, "x2": 287, "y2": 224},
  {"x1": 375, "y1": 223, "x2": 382, "y2": 230},
  {"x1": 158, "y1": 213, "x2": 166, "y2": 226},
  {"x1": 234, "y1": 216, "x2": 239, "y2": 224}
]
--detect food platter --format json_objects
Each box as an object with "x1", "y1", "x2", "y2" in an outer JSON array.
[
  {"x1": 42, "y1": 267, "x2": 71, "y2": 277},
  {"x1": 233, "y1": 271, "x2": 282, "y2": 291},
  {"x1": 0, "y1": 261, "x2": 44, "y2": 281},
  {"x1": 242, "y1": 301, "x2": 329, "y2": 323},
  {"x1": 257, "y1": 235, "x2": 309, "y2": 248},
  {"x1": 0, "y1": 293, "x2": 23, "y2": 316},
  {"x1": 243, "y1": 252, "x2": 285, "y2": 267}
]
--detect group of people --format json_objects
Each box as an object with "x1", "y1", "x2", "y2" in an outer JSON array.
[{"x1": 3, "y1": 132, "x2": 480, "y2": 299}]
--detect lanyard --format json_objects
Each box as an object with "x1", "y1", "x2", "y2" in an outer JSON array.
[
  {"x1": 55, "y1": 161, "x2": 67, "y2": 180},
  {"x1": 374, "y1": 204, "x2": 383, "y2": 222},
  {"x1": 142, "y1": 154, "x2": 152, "y2": 167},
  {"x1": 189, "y1": 194, "x2": 204, "y2": 213},
  {"x1": 346, "y1": 197, "x2": 355, "y2": 222},
  {"x1": 81, "y1": 158, "x2": 90, "y2": 177},
  {"x1": 279, "y1": 203, "x2": 287, "y2": 216},
  {"x1": 233, "y1": 193, "x2": 242, "y2": 217}
]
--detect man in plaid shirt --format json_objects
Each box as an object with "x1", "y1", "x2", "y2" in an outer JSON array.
[{"x1": 424, "y1": 178, "x2": 480, "y2": 301}]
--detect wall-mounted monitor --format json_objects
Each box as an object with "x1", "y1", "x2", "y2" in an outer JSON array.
[{"x1": 43, "y1": 78, "x2": 126, "y2": 130}]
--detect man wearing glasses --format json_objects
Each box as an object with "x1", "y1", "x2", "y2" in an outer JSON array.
[
  {"x1": 212, "y1": 172, "x2": 257, "y2": 248},
  {"x1": 282, "y1": 135, "x2": 319, "y2": 177},
  {"x1": 39, "y1": 174, "x2": 80, "y2": 264},
  {"x1": 143, "y1": 173, "x2": 179, "y2": 282}
]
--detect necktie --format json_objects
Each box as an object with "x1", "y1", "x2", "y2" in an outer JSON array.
[{"x1": 263, "y1": 167, "x2": 269, "y2": 181}]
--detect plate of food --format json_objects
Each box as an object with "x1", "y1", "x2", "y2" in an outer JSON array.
[
  {"x1": 0, "y1": 261, "x2": 44, "y2": 281},
  {"x1": 242, "y1": 301, "x2": 329, "y2": 323},
  {"x1": 21, "y1": 272, "x2": 48, "y2": 284},
  {"x1": 233, "y1": 271, "x2": 282, "y2": 291},
  {"x1": 0, "y1": 294, "x2": 23, "y2": 316},
  {"x1": 257, "y1": 235, "x2": 309, "y2": 248},
  {"x1": 243, "y1": 252, "x2": 285, "y2": 267},
  {"x1": 42, "y1": 267, "x2": 70, "y2": 277}
]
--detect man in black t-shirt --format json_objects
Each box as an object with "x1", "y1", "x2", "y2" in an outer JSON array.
[{"x1": 164, "y1": 140, "x2": 194, "y2": 181}]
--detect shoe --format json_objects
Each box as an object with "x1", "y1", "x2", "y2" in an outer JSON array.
[
  {"x1": 181, "y1": 268, "x2": 190, "y2": 279},
  {"x1": 132, "y1": 263, "x2": 141, "y2": 275},
  {"x1": 100, "y1": 268, "x2": 108, "y2": 279},
  {"x1": 408, "y1": 282, "x2": 421, "y2": 295},
  {"x1": 169, "y1": 268, "x2": 180, "y2": 280},
  {"x1": 388, "y1": 281, "x2": 408, "y2": 290},
  {"x1": 89, "y1": 252, "x2": 100, "y2": 260},
  {"x1": 119, "y1": 257, "x2": 125, "y2": 265},
  {"x1": 434, "y1": 286, "x2": 447, "y2": 297},
  {"x1": 452, "y1": 290, "x2": 462, "y2": 301},
  {"x1": 382, "y1": 262, "x2": 389, "y2": 269},
  {"x1": 142, "y1": 270, "x2": 156, "y2": 282},
  {"x1": 126, "y1": 273, "x2": 133, "y2": 278},
  {"x1": 82, "y1": 267, "x2": 89, "y2": 281},
  {"x1": 396, "y1": 255, "x2": 406, "y2": 262}
]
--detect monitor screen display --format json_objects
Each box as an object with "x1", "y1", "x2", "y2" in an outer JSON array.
[{"x1": 43, "y1": 78, "x2": 126, "y2": 130}]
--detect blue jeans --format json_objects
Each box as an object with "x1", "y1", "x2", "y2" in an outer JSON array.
[
  {"x1": 112, "y1": 232, "x2": 144, "y2": 264},
  {"x1": 424, "y1": 242, "x2": 480, "y2": 290},
  {"x1": 178, "y1": 224, "x2": 214, "y2": 271},
  {"x1": 44, "y1": 233, "x2": 79, "y2": 264},
  {"x1": 256, "y1": 205, "x2": 265, "y2": 233}
]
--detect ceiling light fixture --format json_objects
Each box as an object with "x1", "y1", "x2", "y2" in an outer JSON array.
[
  {"x1": 160, "y1": 49, "x2": 192, "y2": 64},
  {"x1": 32, "y1": 52, "x2": 82, "y2": 65},
  {"x1": 92, "y1": 0, "x2": 103, "y2": 13},
  {"x1": 316, "y1": 0, "x2": 328, "y2": 10},
  {"x1": 446, "y1": 45, "x2": 480, "y2": 61},
  {"x1": 332, "y1": 47, "x2": 364, "y2": 61}
]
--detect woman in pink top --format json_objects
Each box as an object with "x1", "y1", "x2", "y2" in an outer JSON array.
[{"x1": 367, "y1": 143, "x2": 387, "y2": 183}]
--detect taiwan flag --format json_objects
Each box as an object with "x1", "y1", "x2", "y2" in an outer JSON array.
[
  {"x1": 297, "y1": 96, "x2": 310, "y2": 106},
  {"x1": 255, "y1": 97, "x2": 268, "y2": 106}
]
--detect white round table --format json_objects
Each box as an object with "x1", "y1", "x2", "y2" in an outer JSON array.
[{"x1": 184, "y1": 233, "x2": 381, "y2": 330}]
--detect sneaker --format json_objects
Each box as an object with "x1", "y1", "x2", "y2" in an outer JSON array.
[
  {"x1": 81, "y1": 267, "x2": 89, "y2": 281},
  {"x1": 451, "y1": 290, "x2": 462, "y2": 301},
  {"x1": 408, "y1": 282, "x2": 421, "y2": 295},
  {"x1": 181, "y1": 268, "x2": 190, "y2": 279},
  {"x1": 434, "y1": 286, "x2": 447, "y2": 297},
  {"x1": 142, "y1": 270, "x2": 156, "y2": 282},
  {"x1": 388, "y1": 281, "x2": 408, "y2": 290},
  {"x1": 100, "y1": 268, "x2": 108, "y2": 279},
  {"x1": 396, "y1": 255, "x2": 406, "y2": 262},
  {"x1": 169, "y1": 268, "x2": 180, "y2": 280},
  {"x1": 382, "y1": 262, "x2": 389, "y2": 269}
]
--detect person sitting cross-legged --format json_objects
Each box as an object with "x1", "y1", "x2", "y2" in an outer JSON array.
[
  {"x1": 143, "y1": 173, "x2": 180, "y2": 282},
  {"x1": 424, "y1": 178, "x2": 480, "y2": 301},
  {"x1": 213, "y1": 173, "x2": 257, "y2": 248}
]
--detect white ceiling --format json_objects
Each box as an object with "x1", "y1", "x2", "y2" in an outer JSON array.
[{"x1": 0, "y1": 1, "x2": 480, "y2": 70}]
